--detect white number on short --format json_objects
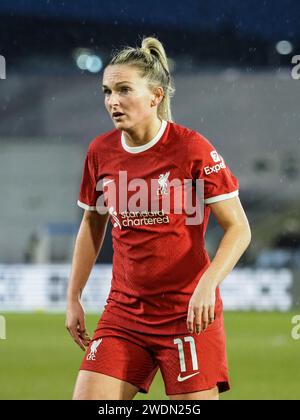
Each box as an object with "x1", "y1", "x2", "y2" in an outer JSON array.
[{"x1": 173, "y1": 336, "x2": 198, "y2": 372}]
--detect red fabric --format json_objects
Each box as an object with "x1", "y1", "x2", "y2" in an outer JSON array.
[
  {"x1": 78, "y1": 121, "x2": 239, "y2": 334},
  {"x1": 80, "y1": 314, "x2": 230, "y2": 395}
]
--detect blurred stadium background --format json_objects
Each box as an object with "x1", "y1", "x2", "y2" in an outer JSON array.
[{"x1": 1, "y1": 0, "x2": 300, "y2": 400}]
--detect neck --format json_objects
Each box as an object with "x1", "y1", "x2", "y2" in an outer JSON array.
[{"x1": 123, "y1": 117, "x2": 162, "y2": 147}]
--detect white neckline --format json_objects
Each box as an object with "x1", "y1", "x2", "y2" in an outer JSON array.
[{"x1": 121, "y1": 120, "x2": 167, "y2": 154}]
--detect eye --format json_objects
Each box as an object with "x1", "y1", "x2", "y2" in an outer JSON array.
[
  {"x1": 120, "y1": 86, "x2": 130, "y2": 93},
  {"x1": 103, "y1": 89, "x2": 111, "y2": 95}
]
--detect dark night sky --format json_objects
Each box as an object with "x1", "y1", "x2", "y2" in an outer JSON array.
[{"x1": 0, "y1": 0, "x2": 299, "y2": 41}]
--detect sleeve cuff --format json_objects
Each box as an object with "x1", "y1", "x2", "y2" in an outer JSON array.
[
  {"x1": 77, "y1": 200, "x2": 97, "y2": 211},
  {"x1": 204, "y1": 190, "x2": 239, "y2": 204}
]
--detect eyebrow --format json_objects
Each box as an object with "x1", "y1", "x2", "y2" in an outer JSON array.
[{"x1": 102, "y1": 81, "x2": 133, "y2": 89}]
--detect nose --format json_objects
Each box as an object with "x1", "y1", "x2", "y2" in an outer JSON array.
[{"x1": 107, "y1": 92, "x2": 120, "y2": 109}]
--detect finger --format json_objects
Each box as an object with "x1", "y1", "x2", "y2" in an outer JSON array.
[
  {"x1": 74, "y1": 336, "x2": 86, "y2": 352},
  {"x1": 78, "y1": 332, "x2": 91, "y2": 346},
  {"x1": 78, "y1": 330, "x2": 91, "y2": 341},
  {"x1": 187, "y1": 305, "x2": 194, "y2": 333},
  {"x1": 208, "y1": 306, "x2": 215, "y2": 324},
  {"x1": 68, "y1": 326, "x2": 77, "y2": 341},
  {"x1": 77, "y1": 326, "x2": 91, "y2": 343},
  {"x1": 66, "y1": 325, "x2": 75, "y2": 339},
  {"x1": 69, "y1": 327, "x2": 86, "y2": 351},
  {"x1": 73, "y1": 329, "x2": 87, "y2": 351},
  {"x1": 194, "y1": 307, "x2": 203, "y2": 335},
  {"x1": 202, "y1": 306, "x2": 209, "y2": 331},
  {"x1": 78, "y1": 318, "x2": 86, "y2": 335}
]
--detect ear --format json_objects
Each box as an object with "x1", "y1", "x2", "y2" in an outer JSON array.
[{"x1": 151, "y1": 86, "x2": 164, "y2": 107}]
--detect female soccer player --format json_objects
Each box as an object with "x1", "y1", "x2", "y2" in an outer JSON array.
[{"x1": 66, "y1": 36, "x2": 251, "y2": 400}]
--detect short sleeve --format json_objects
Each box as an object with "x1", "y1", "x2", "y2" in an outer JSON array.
[
  {"x1": 191, "y1": 134, "x2": 239, "y2": 205},
  {"x1": 77, "y1": 146, "x2": 101, "y2": 211}
]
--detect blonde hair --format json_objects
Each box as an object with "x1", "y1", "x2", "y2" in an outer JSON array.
[{"x1": 108, "y1": 36, "x2": 175, "y2": 122}]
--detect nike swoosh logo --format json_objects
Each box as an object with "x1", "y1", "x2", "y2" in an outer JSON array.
[{"x1": 177, "y1": 372, "x2": 200, "y2": 382}]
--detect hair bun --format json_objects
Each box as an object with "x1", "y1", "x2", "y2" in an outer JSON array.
[{"x1": 141, "y1": 47, "x2": 152, "y2": 57}]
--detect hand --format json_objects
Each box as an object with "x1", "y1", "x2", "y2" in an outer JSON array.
[
  {"x1": 187, "y1": 278, "x2": 216, "y2": 334},
  {"x1": 65, "y1": 299, "x2": 91, "y2": 351}
]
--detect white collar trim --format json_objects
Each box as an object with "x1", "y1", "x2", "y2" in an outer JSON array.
[{"x1": 121, "y1": 120, "x2": 167, "y2": 154}]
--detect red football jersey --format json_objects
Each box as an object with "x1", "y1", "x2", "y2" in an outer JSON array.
[{"x1": 78, "y1": 120, "x2": 239, "y2": 334}]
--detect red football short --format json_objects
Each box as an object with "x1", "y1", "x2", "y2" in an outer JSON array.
[{"x1": 80, "y1": 313, "x2": 230, "y2": 396}]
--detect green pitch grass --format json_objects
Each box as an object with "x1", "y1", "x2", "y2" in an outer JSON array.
[{"x1": 0, "y1": 312, "x2": 299, "y2": 400}]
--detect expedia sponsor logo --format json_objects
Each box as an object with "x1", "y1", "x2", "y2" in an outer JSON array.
[
  {"x1": 210, "y1": 150, "x2": 221, "y2": 163},
  {"x1": 204, "y1": 155, "x2": 226, "y2": 175}
]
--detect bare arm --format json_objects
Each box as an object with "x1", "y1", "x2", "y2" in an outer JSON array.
[
  {"x1": 202, "y1": 196, "x2": 251, "y2": 287},
  {"x1": 66, "y1": 210, "x2": 109, "y2": 350},
  {"x1": 187, "y1": 197, "x2": 251, "y2": 334}
]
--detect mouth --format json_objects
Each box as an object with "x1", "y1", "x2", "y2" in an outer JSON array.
[{"x1": 112, "y1": 112, "x2": 125, "y2": 119}]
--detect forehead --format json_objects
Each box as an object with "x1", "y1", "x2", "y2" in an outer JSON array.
[{"x1": 102, "y1": 64, "x2": 144, "y2": 86}]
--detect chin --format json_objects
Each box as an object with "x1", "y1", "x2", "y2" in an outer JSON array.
[
  {"x1": 114, "y1": 119, "x2": 131, "y2": 130},
  {"x1": 114, "y1": 121, "x2": 126, "y2": 129}
]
